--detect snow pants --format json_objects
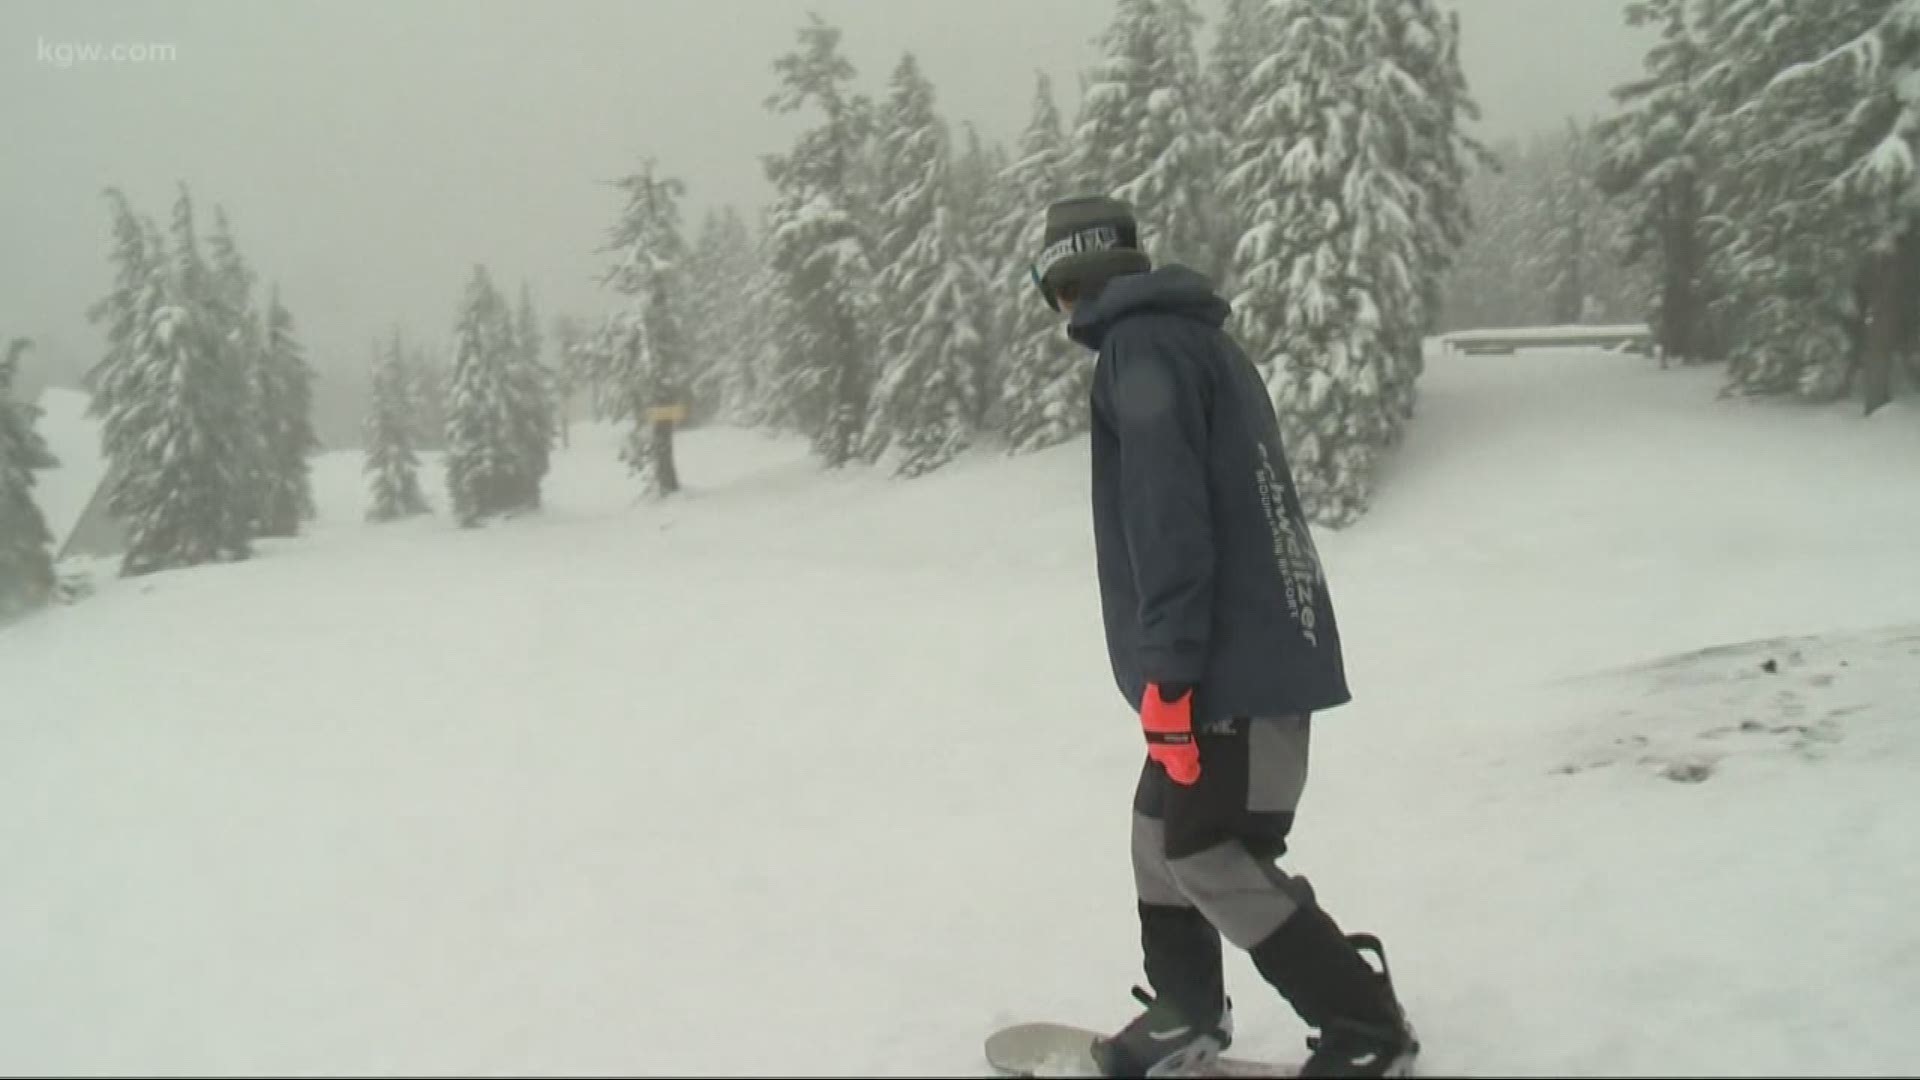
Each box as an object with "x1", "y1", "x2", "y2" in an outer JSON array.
[{"x1": 1130, "y1": 713, "x2": 1316, "y2": 1021}]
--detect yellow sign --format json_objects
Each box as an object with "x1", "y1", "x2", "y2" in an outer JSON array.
[{"x1": 646, "y1": 404, "x2": 688, "y2": 423}]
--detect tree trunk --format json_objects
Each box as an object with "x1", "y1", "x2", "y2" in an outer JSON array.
[
  {"x1": 651, "y1": 418, "x2": 679, "y2": 495},
  {"x1": 1857, "y1": 227, "x2": 1918, "y2": 417},
  {"x1": 1659, "y1": 177, "x2": 1702, "y2": 362}
]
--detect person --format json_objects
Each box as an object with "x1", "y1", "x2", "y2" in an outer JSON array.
[{"x1": 1027, "y1": 194, "x2": 1420, "y2": 1079}]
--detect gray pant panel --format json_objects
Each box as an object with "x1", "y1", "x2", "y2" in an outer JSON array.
[{"x1": 1131, "y1": 715, "x2": 1313, "y2": 948}]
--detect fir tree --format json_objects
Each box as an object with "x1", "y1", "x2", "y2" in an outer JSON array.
[
  {"x1": 1222, "y1": 0, "x2": 1452, "y2": 527},
  {"x1": 550, "y1": 313, "x2": 586, "y2": 445},
  {"x1": 364, "y1": 330, "x2": 429, "y2": 522},
  {"x1": 0, "y1": 337, "x2": 58, "y2": 617},
  {"x1": 256, "y1": 287, "x2": 319, "y2": 535},
  {"x1": 950, "y1": 123, "x2": 1012, "y2": 432},
  {"x1": 204, "y1": 206, "x2": 272, "y2": 535},
  {"x1": 1698, "y1": 0, "x2": 1920, "y2": 410},
  {"x1": 503, "y1": 282, "x2": 553, "y2": 507},
  {"x1": 995, "y1": 71, "x2": 1087, "y2": 453},
  {"x1": 444, "y1": 264, "x2": 524, "y2": 527},
  {"x1": 578, "y1": 162, "x2": 692, "y2": 497},
  {"x1": 1207, "y1": 0, "x2": 1280, "y2": 295},
  {"x1": 1594, "y1": 0, "x2": 1727, "y2": 362},
  {"x1": 89, "y1": 185, "x2": 255, "y2": 574},
  {"x1": 864, "y1": 56, "x2": 983, "y2": 475},
  {"x1": 1073, "y1": 0, "x2": 1224, "y2": 277},
  {"x1": 684, "y1": 207, "x2": 763, "y2": 426},
  {"x1": 762, "y1": 14, "x2": 879, "y2": 468},
  {"x1": 402, "y1": 339, "x2": 449, "y2": 452},
  {"x1": 864, "y1": 53, "x2": 985, "y2": 470}
]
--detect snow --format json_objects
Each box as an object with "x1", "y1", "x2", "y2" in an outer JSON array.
[
  {"x1": 28, "y1": 387, "x2": 107, "y2": 552},
  {"x1": 4, "y1": 351, "x2": 1920, "y2": 1075}
]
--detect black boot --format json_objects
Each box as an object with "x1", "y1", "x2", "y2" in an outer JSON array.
[
  {"x1": 1248, "y1": 902, "x2": 1418, "y2": 1078},
  {"x1": 1090, "y1": 904, "x2": 1235, "y2": 1078},
  {"x1": 1089, "y1": 984, "x2": 1234, "y2": 1078}
]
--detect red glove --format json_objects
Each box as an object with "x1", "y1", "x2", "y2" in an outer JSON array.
[{"x1": 1141, "y1": 683, "x2": 1200, "y2": 786}]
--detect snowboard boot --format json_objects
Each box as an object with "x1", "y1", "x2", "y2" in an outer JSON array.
[
  {"x1": 1090, "y1": 984, "x2": 1234, "y2": 1078},
  {"x1": 1248, "y1": 902, "x2": 1419, "y2": 1078}
]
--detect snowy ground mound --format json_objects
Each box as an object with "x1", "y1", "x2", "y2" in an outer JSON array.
[
  {"x1": 3, "y1": 350, "x2": 1917, "y2": 1076},
  {"x1": 1554, "y1": 623, "x2": 1920, "y2": 785}
]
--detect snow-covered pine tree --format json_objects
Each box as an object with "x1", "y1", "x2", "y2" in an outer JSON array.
[
  {"x1": 579, "y1": 162, "x2": 691, "y2": 497},
  {"x1": 1594, "y1": 0, "x2": 1727, "y2": 363},
  {"x1": 738, "y1": 222, "x2": 795, "y2": 431},
  {"x1": 682, "y1": 209, "x2": 730, "y2": 425},
  {"x1": 1528, "y1": 120, "x2": 1613, "y2": 327},
  {"x1": 951, "y1": 122, "x2": 1010, "y2": 433},
  {"x1": 83, "y1": 187, "x2": 162, "y2": 499},
  {"x1": 1207, "y1": 0, "x2": 1280, "y2": 298},
  {"x1": 1073, "y1": 0, "x2": 1224, "y2": 278},
  {"x1": 1437, "y1": 130, "x2": 1649, "y2": 331},
  {"x1": 0, "y1": 336, "x2": 58, "y2": 617},
  {"x1": 364, "y1": 330, "x2": 429, "y2": 522},
  {"x1": 549, "y1": 313, "x2": 586, "y2": 445},
  {"x1": 90, "y1": 185, "x2": 256, "y2": 574},
  {"x1": 1373, "y1": 0, "x2": 1488, "y2": 421},
  {"x1": 402, "y1": 338, "x2": 449, "y2": 452},
  {"x1": 503, "y1": 281, "x2": 553, "y2": 508},
  {"x1": 1699, "y1": 0, "x2": 1920, "y2": 410},
  {"x1": 444, "y1": 264, "x2": 523, "y2": 527},
  {"x1": 1222, "y1": 0, "x2": 1410, "y2": 527},
  {"x1": 204, "y1": 206, "x2": 272, "y2": 536},
  {"x1": 864, "y1": 54, "x2": 983, "y2": 476},
  {"x1": 995, "y1": 71, "x2": 1088, "y2": 453},
  {"x1": 864, "y1": 52, "x2": 986, "y2": 470},
  {"x1": 694, "y1": 207, "x2": 766, "y2": 426},
  {"x1": 761, "y1": 14, "x2": 879, "y2": 468},
  {"x1": 256, "y1": 286, "x2": 319, "y2": 535}
]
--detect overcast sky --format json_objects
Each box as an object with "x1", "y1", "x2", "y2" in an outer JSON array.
[{"x1": 2, "y1": 0, "x2": 1652, "y2": 393}]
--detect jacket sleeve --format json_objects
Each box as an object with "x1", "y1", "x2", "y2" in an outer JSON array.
[{"x1": 1106, "y1": 330, "x2": 1214, "y2": 688}]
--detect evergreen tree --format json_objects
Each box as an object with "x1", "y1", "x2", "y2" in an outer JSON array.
[
  {"x1": 578, "y1": 162, "x2": 691, "y2": 497},
  {"x1": 444, "y1": 264, "x2": 525, "y2": 526},
  {"x1": 738, "y1": 224, "x2": 794, "y2": 431},
  {"x1": 256, "y1": 287, "x2": 319, "y2": 535},
  {"x1": 402, "y1": 338, "x2": 449, "y2": 452},
  {"x1": 1073, "y1": 0, "x2": 1224, "y2": 278},
  {"x1": 686, "y1": 207, "x2": 764, "y2": 426},
  {"x1": 951, "y1": 123, "x2": 1012, "y2": 432},
  {"x1": 1438, "y1": 130, "x2": 1650, "y2": 331},
  {"x1": 1698, "y1": 0, "x2": 1920, "y2": 410},
  {"x1": 1222, "y1": 0, "x2": 1470, "y2": 527},
  {"x1": 1594, "y1": 0, "x2": 1727, "y2": 362},
  {"x1": 0, "y1": 337, "x2": 58, "y2": 617},
  {"x1": 549, "y1": 313, "x2": 586, "y2": 445},
  {"x1": 864, "y1": 54, "x2": 983, "y2": 475},
  {"x1": 864, "y1": 53, "x2": 985, "y2": 470},
  {"x1": 503, "y1": 281, "x2": 554, "y2": 506},
  {"x1": 364, "y1": 330, "x2": 429, "y2": 522},
  {"x1": 1207, "y1": 0, "x2": 1280, "y2": 296},
  {"x1": 204, "y1": 206, "x2": 272, "y2": 535},
  {"x1": 762, "y1": 15, "x2": 879, "y2": 468},
  {"x1": 996, "y1": 71, "x2": 1087, "y2": 453},
  {"x1": 89, "y1": 185, "x2": 255, "y2": 574}
]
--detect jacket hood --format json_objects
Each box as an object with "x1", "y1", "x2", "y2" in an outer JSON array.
[{"x1": 1067, "y1": 265, "x2": 1231, "y2": 351}]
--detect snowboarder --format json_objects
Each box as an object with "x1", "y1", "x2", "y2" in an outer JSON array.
[{"x1": 1028, "y1": 194, "x2": 1419, "y2": 1079}]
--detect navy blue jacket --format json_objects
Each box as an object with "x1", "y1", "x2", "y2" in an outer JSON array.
[{"x1": 1071, "y1": 266, "x2": 1352, "y2": 723}]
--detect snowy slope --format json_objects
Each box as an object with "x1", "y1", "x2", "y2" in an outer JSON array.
[{"x1": 3, "y1": 352, "x2": 1918, "y2": 1076}]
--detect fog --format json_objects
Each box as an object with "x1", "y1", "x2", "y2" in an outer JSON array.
[{"x1": 2, "y1": 0, "x2": 1650, "y2": 441}]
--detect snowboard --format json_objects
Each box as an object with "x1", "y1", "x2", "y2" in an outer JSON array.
[{"x1": 985, "y1": 1020, "x2": 1298, "y2": 1078}]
